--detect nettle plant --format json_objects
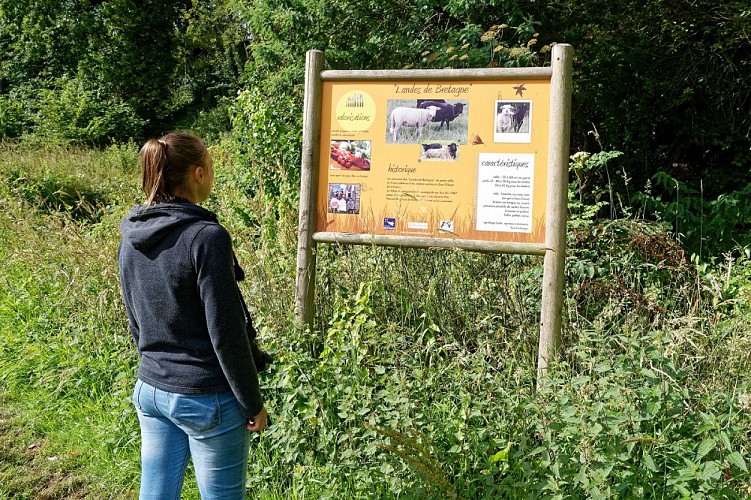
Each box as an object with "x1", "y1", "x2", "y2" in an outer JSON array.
[
  {"x1": 526, "y1": 331, "x2": 749, "y2": 498},
  {"x1": 568, "y1": 150, "x2": 623, "y2": 226}
]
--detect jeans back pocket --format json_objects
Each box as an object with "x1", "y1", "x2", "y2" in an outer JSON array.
[{"x1": 168, "y1": 393, "x2": 222, "y2": 433}]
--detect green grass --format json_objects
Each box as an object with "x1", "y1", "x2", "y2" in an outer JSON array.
[
  {"x1": 0, "y1": 142, "x2": 750, "y2": 498},
  {"x1": 0, "y1": 144, "x2": 139, "y2": 497}
]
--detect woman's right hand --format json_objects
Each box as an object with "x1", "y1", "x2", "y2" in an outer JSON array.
[{"x1": 247, "y1": 406, "x2": 268, "y2": 432}]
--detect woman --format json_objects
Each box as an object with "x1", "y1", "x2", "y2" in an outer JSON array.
[{"x1": 118, "y1": 132, "x2": 267, "y2": 499}]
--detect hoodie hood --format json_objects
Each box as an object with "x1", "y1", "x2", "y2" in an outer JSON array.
[{"x1": 120, "y1": 202, "x2": 218, "y2": 252}]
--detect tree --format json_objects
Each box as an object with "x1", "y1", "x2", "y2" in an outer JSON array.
[
  {"x1": 0, "y1": 0, "x2": 249, "y2": 143},
  {"x1": 535, "y1": 0, "x2": 751, "y2": 195},
  {"x1": 232, "y1": 0, "x2": 750, "y2": 211}
]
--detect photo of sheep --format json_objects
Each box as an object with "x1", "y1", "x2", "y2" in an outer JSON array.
[
  {"x1": 494, "y1": 100, "x2": 531, "y2": 143},
  {"x1": 386, "y1": 99, "x2": 468, "y2": 145},
  {"x1": 419, "y1": 142, "x2": 459, "y2": 162},
  {"x1": 329, "y1": 140, "x2": 371, "y2": 171},
  {"x1": 327, "y1": 183, "x2": 361, "y2": 215}
]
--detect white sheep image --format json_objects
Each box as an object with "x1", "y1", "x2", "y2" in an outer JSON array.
[
  {"x1": 390, "y1": 106, "x2": 439, "y2": 141},
  {"x1": 496, "y1": 104, "x2": 516, "y2": 133}
]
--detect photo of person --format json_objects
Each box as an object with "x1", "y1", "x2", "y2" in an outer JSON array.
[
  {"x1": 327, "y1": 183, "x2": 361, "y2": 214},
  {"x1": 494, "y1": 100, "x2": 531, "y2": 143},
  {"x1": 386, "y1": 99, "x2": 468, "y2": 145},
  {"x1": 329, "y1": 140, "x2": 371, "y2": 171}
]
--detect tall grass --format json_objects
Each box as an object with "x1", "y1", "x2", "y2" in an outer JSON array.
[
  {"x1": 0, "y1": 143, "x2": 141, "y2": 497},
  {"x1": 0, "y1": 142, "x2": 749, "y2": 498}
]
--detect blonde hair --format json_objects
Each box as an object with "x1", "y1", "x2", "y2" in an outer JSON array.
[{"x1": 140, "y1": 132, "x2": 207, "y2": 205}]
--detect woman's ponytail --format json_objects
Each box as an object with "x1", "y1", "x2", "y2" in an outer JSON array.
[
  {"x1": 141, "y1": 139, "x2": 169, "y2": 205},
  {"x1": 139, "y1": 132, "x2": 207, "y2": 205}
]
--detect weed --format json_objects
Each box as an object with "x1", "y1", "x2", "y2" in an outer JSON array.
[{"x1": 0, "y1": 144, "x2": 749, "y2": 497}]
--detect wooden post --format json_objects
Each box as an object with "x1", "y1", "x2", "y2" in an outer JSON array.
[
  {"x1": 295, "y1": 50, "x2": 324, "y2": 329},
  {"x1": 537, "y1": 44, "x2": 573, "y2": 388}
]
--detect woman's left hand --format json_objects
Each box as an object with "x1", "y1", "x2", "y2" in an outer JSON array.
[{"x1": 247, "y1": 406, "x2": 268, "y2": 432}]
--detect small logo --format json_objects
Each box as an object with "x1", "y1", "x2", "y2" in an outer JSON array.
[
  {"x1": 383, "y1": 218, "x2": 396, "y2": 230},
  {"x1": 439, "y1": 220, "x2": 455, "y2": 232},
  {"x1": 346, "y1": 92, "x2": 365, "y2": 108},
  {"x1": 471, "y1": 134, "x2": 485, "y2": 146},
  {"x1": 407, "y1": 221, "x2": 429, "y2": 230}
]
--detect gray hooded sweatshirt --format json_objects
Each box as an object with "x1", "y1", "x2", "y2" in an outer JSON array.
[{"x1": 118, "y1": 202, "x2": 262, "y2": 418}]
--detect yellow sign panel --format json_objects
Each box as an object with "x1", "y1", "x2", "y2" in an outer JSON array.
[{"x1": 317, "y1": 79, "x2": 550, "y2": 244}]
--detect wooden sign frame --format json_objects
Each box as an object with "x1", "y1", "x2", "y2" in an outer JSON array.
[{"x1": 295, "y1": 45, "x2": 573, "y2": 382}]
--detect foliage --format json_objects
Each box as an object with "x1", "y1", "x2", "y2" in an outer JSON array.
[
  {"x1": 416, "y1": 19, "x2": 545, "y2": 70},
  {"x1": 365, "y1": 422, "x2": 457, "y2": 499},
  {"x1": 567, "y1": 218, "x2": 697, "y2": 325},
  {"x1": 238, "y1": 0, "x2": 544, "y2": 83},
  {"x1": 0, "y1": 88, "x2": 32, "y2": 139},
  {"x1": 0, "y1": 0, "x2": 248, "y2": 143},
  {"x1": 167, "y1": 0, "x2": 250, "y2": 142},
  {"x1": 534, "y1": 0, "x2": 751, "y2": 195},
  {"x1": 32, "y1": 77, "x2": 144, "y2": 145},
  {"x1": 526, "y1": 331, "x2": 749, "y2": 498},
  {"x1": 568, "y1": 150, "x2": 623, "y2": 223},
  {"x1": 0, "y1": 145, "x2": 141, "y2": 496},
  {"x1": 248, "y1": 227, "x2": 751, "y2": 497},
  {"x1": 0, "y1": 142, "x2": 139, "y2": 217},
  {"x1": 229, "y1": 88, "x2": 303, "y2": 211},
  {"x1": 0, "y1": 145, "x2": 750, "y2": 498},
  {"x1": 634, "y1": 172, "x2": 751, "y2": 257}
]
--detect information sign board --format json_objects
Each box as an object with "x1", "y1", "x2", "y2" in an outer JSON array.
[
  {"x1": 295, "y1": 46, "x2": 573, "y2": 385},
  {"x1": 317, "y1": 80, "x2": 551, "y2": 245}
]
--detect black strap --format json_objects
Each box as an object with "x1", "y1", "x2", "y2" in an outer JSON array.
[{"x1": 233, "y1": 252, "x2": 256, "y2": 340}]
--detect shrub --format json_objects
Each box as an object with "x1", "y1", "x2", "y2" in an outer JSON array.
[
  {"x1": 634, "y1": 172, "x2": 751, "y2": 257},
  {"x1": 228, "y1": 88, "x2": 302, "y2": 211},
  {"x1": 31, "y1": 78, "x2": 144, "y2": 145}
]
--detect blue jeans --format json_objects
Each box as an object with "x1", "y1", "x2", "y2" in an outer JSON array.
[{"x1": 132, "y1": 379, "x2": 250, "y2": 499}]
